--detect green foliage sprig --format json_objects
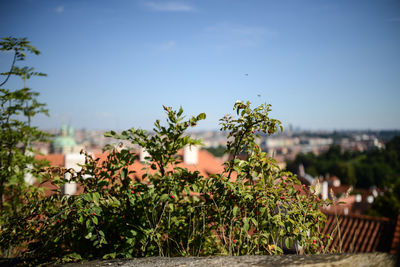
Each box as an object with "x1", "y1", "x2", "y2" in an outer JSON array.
[{"x1": 104, "y1": 105, "x2": 206, "y2": 177}]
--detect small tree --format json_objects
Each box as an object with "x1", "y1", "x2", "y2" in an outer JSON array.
[{"x1": 0, "y1": 37, "x2": 49, "y2": 214}]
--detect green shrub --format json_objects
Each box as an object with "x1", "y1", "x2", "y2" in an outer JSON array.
[{"x1": 0, "y1": 101, "x2": 331, "y2": 263}]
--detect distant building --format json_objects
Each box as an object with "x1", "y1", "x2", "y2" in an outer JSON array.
[
  {"x1": 51, "y1": 124, "x2": 84, "y2": 154},
  {"x1": 52, "y1": 124, "x2": 77, "y2": 153},
  {"x1": 40, "y1": 124, "x2": 85, "y2": 194}
]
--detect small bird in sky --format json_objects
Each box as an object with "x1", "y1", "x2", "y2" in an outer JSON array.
[{"x1": 245, "y1": 74, "x2": 248, "y2": 76}]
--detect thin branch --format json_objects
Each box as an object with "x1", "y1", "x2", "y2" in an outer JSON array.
[
  {"x1": 227, "y1": 120, "x2": 261, "y2": 179},
  {"x1": 0, "y1": 51, "x2": 17, "y2": 87}
]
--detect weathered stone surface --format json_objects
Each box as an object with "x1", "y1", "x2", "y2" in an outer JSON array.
[{"x1": 61, "y1": 253, "x2": 395, "y2": 267}]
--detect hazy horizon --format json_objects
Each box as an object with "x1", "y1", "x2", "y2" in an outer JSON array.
[{"x1": 42, "y1": 124, "x2": 400, "y2": 133}]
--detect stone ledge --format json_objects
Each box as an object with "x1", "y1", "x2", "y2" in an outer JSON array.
[{"x1": 61, "y1": 253, "x2": 395, "y2": 267}]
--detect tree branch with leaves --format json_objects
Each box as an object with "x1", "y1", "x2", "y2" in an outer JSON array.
[{"x1": 0, "y1": 37, "x2": 49, "y2": 213}]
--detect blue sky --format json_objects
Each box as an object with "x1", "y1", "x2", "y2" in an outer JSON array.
[{"x1": 1, "y1": 0, "x2": 399, "y2": 131}]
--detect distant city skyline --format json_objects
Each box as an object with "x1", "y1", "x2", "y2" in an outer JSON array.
[{"x1": 1, "y1": 0, "x2": 399, "y2": 131}]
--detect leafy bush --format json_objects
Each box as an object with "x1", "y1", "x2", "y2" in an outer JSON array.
[{"x1": 0, "y1": 101, "x2": 330, "y2": 263}]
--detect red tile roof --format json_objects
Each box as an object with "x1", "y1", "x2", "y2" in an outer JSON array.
[
  {"x1": 390, "y1": 213, "x2": 400, "y2": 254},
  {"x1": 35, "y1": 150, "x2": 229, "y2": 195},
  {"x1": 93, "y1": 149, "x2": 227, "y2": 180},
  {"x1": 35, "y1": 154, "x2": 65, "y2": 167},
  {"x1": 35, "y1": 150, "x2": 226, "y2": 177},
  {"x1": 322, "y1": 214, "x2": 395, "y2": 253},
  {"x1": 34, "y1": 154, "x2": 65, "y2": 196},
  {"x1": 321, "y1": 196, "x2": 357, "y2": 215}
]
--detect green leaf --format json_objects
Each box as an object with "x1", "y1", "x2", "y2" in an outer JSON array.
[
  {"x1": 83, "y1": 194, "x2": 92, "y2": 202},
  {"x1": 233, "y1": 206, "x2": 239, "y2": 217},
  {"x1": 63, "y1": 253, "x2": 82, "y2": 261},
  {"x1": 104, "y1": 131, "x2": 116, "y2": 137},
  {"x1": 121, "y1": 168, "x2": 128, "y2": 179},
  {"x1": 92, "y1": 192, "x2": 100, "y2": 204},
  {"x1": 177, "y1": 106, "x2": 184, "y2": 117},
  {"x1": 285, "y1": 238, "x2": 293, "y2": 248},
  {"x1": 243, "y1": 219, "x2": 249, "y2": 232},
  {"x1": 103, "y1": 252, "x2": 117, "y2": 259},
  {"x1": 196, "y1": 113, "x2": 206, "y2": 120},
  {"x1": 184, "y1": 186, "x2": 190, "y2": 196},
  {"x1": 85, "y1": 232, "x2": 92, "y2": 239},
  {"x1": 250, "y1": 217, "x2": 258, "y2": 227},
  {"x1": 160, "y1": 194, "x2": 169, "y2": 202},
  {"x1": 130, "y1": 230, "x2": 137, "y2": 236}
]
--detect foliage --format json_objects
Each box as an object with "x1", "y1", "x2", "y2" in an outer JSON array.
[
  {"x1": 0, "y1": 37, "x2": 49, "y2": 216},
  {"x1": 286, "y1": 136, "x2": 400, "y2": 189},
  {"x1": 366, "y1": 180, "x2": 400, "y2": 220},
  {"x1": 0, "y1": 101, "x2": 331, "y2": 264},
  {"x1": 365, "y1": 136, "x2": 400, "y2": 218},
  {"x1": 205, "y1": 145, "x2": 226, "y2": 158}
]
